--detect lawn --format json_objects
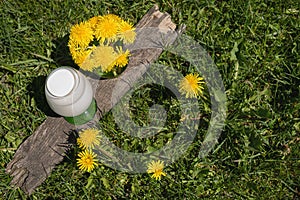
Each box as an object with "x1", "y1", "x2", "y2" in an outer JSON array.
[{"x1": 1, "y1": 0, "x2": 299, "y2": 199}]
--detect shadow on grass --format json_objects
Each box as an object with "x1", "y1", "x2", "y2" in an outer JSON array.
[
  {"x1": 51, "y1": 34, "x2": 78, "y2": 69},
  {"x1": 59, "y1": 129, "x2": 78, "y2": 164},
  {"x1": 27, "y1": 75, "x2": 59, "y2": 117}
]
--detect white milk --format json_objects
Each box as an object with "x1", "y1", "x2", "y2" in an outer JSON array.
[{"x1": 45, "y1": 67, "x2": 93, "y2": 117}]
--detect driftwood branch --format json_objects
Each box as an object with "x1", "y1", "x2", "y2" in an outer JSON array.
[{"x1": 6, "y1": 5, "x2": 184, "y2": 195}]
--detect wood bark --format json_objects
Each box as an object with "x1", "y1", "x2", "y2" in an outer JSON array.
[{"x1": 6, "y1": 5, "x2": 184, "y2": 195}]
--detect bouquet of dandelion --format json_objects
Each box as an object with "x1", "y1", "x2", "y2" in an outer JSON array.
[{"x1": 68, "y1": 14, "x2": 136, "y2": 78}]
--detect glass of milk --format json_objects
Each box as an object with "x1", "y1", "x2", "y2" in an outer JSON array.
[{"x1": 45, "y1": 66, "x2": 97, "y2": 125}]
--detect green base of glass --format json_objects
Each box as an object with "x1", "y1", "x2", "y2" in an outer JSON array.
[{"x1": 64, "y1": 99, "x2": 97, "y2": 125}]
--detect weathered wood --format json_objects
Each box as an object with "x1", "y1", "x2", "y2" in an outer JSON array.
[{"x1": 6, "y1": 5, "x2": 183, "y2": 195}]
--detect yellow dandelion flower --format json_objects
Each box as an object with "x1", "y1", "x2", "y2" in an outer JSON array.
[
  {"x1": 69, "y1": 21, "x2": 94, "y2": 47},
  {"x1": 94, "y1": 14, "x2": 121, "y2": 42},
  {"x1": 179, "y1": 73, "x2": 205, "y2": 98},
  {"x1": 88, "y1": 16, "x2": 102, "y2": 31},
  {"x1": 89, "y1": 45, "x2": 117, "y2": 72},
  {"x1": 79, "y1": 46, "x2": 98, "y2": 72},
  {"x1": 77, "y1": 128, "x2": 101, "y2": 149},
  {"x1": 118, "y1": 20, "x2": 136, "y2": 44},
  {"x1": 68, "y1": 39, "x2": 89, "y2": 58},
  {"x1": 72, "y1": 49, "x2": 93, "y2": 70},
  {"x1": 147, "y1": 160, "x2": 166, "y2": 180},
  {"x1": 77, "y1": 149, "x2": 98, "y2": 172},
  {"x1": 81, "y1": 56, "x2": 96, "y2": 72},
  {"x1": 104, "y1": 14, "x2": 122, "y2": 22},
  {"x1": 68, "y1": 40, "x2": 78, "y2": 57},
  {"x1": 114, "y1": 47, "x2": 130, "y2": 68}
]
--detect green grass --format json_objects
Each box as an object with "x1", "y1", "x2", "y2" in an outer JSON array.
[{"x1": 1, "y1": 0, "x2": 300, "y2": 199}]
